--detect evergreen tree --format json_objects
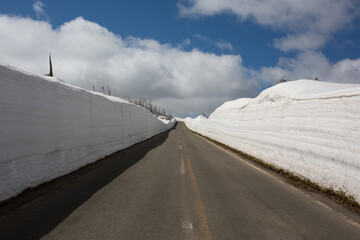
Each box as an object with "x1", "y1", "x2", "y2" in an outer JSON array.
[{"x1": 277, "y1": 76, "x2": 287, "y2": 84}]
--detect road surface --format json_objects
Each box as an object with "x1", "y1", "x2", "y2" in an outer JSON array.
[{"x1": 1, "y1": 122, "x2": 360, "y2": 239}]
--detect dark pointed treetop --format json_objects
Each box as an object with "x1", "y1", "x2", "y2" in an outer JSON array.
[{"x1": 46, "y1": 53, "x2": 53, "y2": 77}]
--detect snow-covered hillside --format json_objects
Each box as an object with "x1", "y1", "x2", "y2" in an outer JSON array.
[
  {"x1": 0, "y1": 63, "x2": 175, "y2": 202},
  {"x1": 185, "y1": 80, "x2": 360, "y2": 201}
]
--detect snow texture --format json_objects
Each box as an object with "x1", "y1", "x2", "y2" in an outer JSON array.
[
  {"x1": 0, "y1": 63, "x2": 175, "y2": 202},
  {"x1": 185, "y1": 80, "x2": 360, "y2": 201}
]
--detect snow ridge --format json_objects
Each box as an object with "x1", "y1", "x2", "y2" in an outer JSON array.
[
  {"x1": 185, "y1": 80, "x2": 360, "y2": 201},
  {"x1": 0, "y1": 63, "x2": 175, "y2": 202}
]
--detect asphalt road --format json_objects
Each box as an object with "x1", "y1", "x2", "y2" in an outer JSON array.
[{"x1": 1, "y1": 122, "x2": 360, "y2": 239}]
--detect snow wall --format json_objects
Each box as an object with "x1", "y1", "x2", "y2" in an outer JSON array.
[
  {"x1": 0, "y1": 63, "x2": 175, "y2": 202},
  {"x1": 185, "y1": 80, "x2": 360, "y2": 201}
]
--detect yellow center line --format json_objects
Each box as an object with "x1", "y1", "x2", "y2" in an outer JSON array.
[
  {"x1": 181, "y1": 134, "x2": 212, "y2": 240},
  {"x1": 187, "y1": 126, "x2": 360, "y2": 231}
]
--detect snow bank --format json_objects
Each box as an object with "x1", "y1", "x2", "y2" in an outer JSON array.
[
  {"x1": 185, "y1": 80, "x2": 360, "y2": 201},
  {"x1": 182, "y1": 115, "x2": 208, "y2": 133},
  {"x1": 0, "y1": 63, "x2": 175, "y2": 202}
]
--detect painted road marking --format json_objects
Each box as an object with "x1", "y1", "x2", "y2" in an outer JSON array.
[
  {"x1": 182, "y1": 221, "x2": 193, "y2": 232},
  {"x1": 181, "y1": 134, "x2": 212, "y2": 240},
  {"x1": 180, "y1": 158, "x2": 186, "y2": 176}
]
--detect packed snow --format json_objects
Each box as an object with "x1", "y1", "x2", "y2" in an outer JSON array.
[
  {"x1": 185, "y1": 80, "x2": 360, "y2": 201},
  {"x1": 0, "y1": 63, "x2": 175, "y2": 202}
]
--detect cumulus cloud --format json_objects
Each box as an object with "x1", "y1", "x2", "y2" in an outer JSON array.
[
  {"x1": 179, "y1": 0, "x2": 360, "y2": 51},
  {"x1": 0, "y1": 15, "x2": 253, "y2": 116},
  {"x1": 273, "y1": 32, "x2": 328, "y2": 52},
  {"x1": 251, "y1": 51, "x2": 360, "y2": 86},
  {"x1": 0, "y1": 15, "x2": 359, "y2": 116}
]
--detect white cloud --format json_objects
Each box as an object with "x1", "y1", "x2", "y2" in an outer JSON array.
[
  {"x1": 32, "y1": 1, "x2": 48, "y2": 20},
  {"x1": 0, "y1": 15, "x2": 252, "y2": 116},
  {"x1": 0, "y1": 15, "x2": 358, "y2": 117},
  {"x1": 176, "y1": 38, "x2": 191, "y2": 49},
  {"x1": 179, "y1": 0, "x2": 357, "y2": 32},
  {"x1": 179, "y1": 0, "x2": 360, "y2": 51},
  {"x1": 251, "y1": 51, "x2": 360, "y2": 85},
  {"x1": 328, "y1": 59, "x2": 360, "y2": 83},
  {"x1": 273, "y1": 32, "x2": 328, "y2": 52},
  {"x1": 194, "y1": 33, "x2": 207, "y2": 41},
  {"x1": 195, "y1": 34, "x2": 233, "y2": 52},
  {"x1": 216, "y1": 41, "x2": 233, "y2": 51}
]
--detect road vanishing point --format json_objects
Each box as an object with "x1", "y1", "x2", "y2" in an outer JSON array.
[{"x1": 1, "y1": 122, "x2": 360, "y2": 239}]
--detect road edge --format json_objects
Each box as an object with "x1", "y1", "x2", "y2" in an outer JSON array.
[
  {"x1": 183, "y1": 123, "x2": 360, "y2": 215},
  {"x1": 0, "y1": 122, "x2": 178, "y2": 211}
]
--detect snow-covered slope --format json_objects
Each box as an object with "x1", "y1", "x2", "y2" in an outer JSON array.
[
  {"x1": 185, "y1": 80, "x2": 360, "y2": 201},
  {"x1": 0, "y1": 63, "x2": 175, "y2": 202}
]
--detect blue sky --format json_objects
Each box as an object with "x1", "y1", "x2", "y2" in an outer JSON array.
[
  {"x1": 1, "y1": 0, "x2": 360, "y2": 116},
  {"x1": 1, "y1": 0, "x2": 281, "y2": 67}
]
